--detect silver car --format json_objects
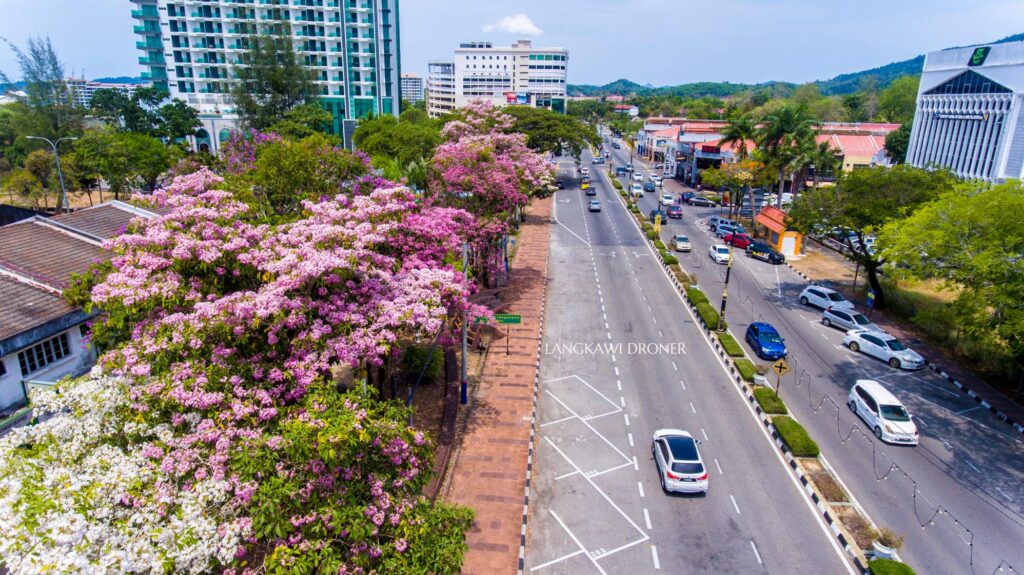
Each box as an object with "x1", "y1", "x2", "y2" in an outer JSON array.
[
  {"x1": 842, "y1": 329, "x2": 925, "y2": 370},
  {"x1": 652, "y1": 429, "x2": 708, "y2": 494},
  {"x1": 821, "y1": 308, "x2": 881, "y2": 332}
]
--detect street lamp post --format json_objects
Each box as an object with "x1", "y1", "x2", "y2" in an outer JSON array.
[{"x1": 26, "y1": 136, "x2": 77, "y2": 214}]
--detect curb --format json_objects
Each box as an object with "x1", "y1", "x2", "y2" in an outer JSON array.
[
  {"x1": 925, "y1": 363, "x2": 1024, "y2": 435},
  {"x1": 786, "y1": 261, "x2": 812, "y2": 282}
]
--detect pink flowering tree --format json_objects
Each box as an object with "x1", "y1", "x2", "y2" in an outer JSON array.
[{"x1": 32, "y1": 170, "x2": 490, "y2": 574}]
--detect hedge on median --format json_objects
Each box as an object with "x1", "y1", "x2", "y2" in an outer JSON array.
[
  {"x1": 654, "y1": 240, "x2": 666, "y2": 250},
  {"x1": 686, "y1": 287, "x2": 709, "y2": 307},
  {"x1": 772, "y1": 416, "x2": 820, "y2": 457},
  {"x1": 868, "y1": 559, "x2": 916, "y2": 575},
  {"x1": 612, "y1": 178, "x2": 624, "y2": 190},
  {"x1": 645, "y1": 229, "x2": 659, "y2": 240},
  {"x1": 662, "y1": 253, "x2": 679, "y2": 266},
  {"x1": 753, "y1": 387, "x2": 788, "y2": 415},
  {"x1": 717, "y1": 332, "x2": 745, "y2": 357},
  {"x1": 695, "y1": 303, "x2": 724, "y2": 330},
  {"x1": 734, "y1": 358, "x2": 756, "y2": 382}
]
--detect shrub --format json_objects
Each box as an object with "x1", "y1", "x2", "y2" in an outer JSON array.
[
  {"x1": 753, "y1": 387, "x2": 788, "y2": 414},
  {"x1": 401, "y1": 345, "x2": 444, "y2": 383},
  {"x1": 630, "y1": 205, "x2": 641, "y2": 213},
  {"x1": 645, "y1": 229, "x2": 659, "y2": 240},
  {"x1": 620, "y1": 190, "x2": 627, "y2": 197},
  {"x1": 654, "y1": 240, "x2": 666, "y2": 250},
  {"x1": 686, "y1": 287, "x2": 709, "y2": 307},
  {"x1": 611, "y1": 178, "x2": 623, "y2": 190},
  {"x1": 642, "y1": 221, "x2": 654, "y2": 231},
  {"x1": 734, "y1": 358, "x2": 756, "y2": 382},
  {"x1": 868, "y1": 559, "x2": 916, "y2": 575},
  {"x1": 717, "y1": 332, "x2": 745, "y2": 357},
  {"x1": 772, "y1": 416, "x2": 820, "y2": 457},
  {"x1": 662, "y1": 254, "x2": 679, "y2": 266},
  {"x1": 671, "y1": 266, "x2": 691, "y2": 287},
  {"x1": 696, "y1": 303, "x2": 723, "y2": 330}
]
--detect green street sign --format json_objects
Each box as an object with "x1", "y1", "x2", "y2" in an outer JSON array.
[{"x1": 495, "y1": 313, "x2": 522, "y2": 325}]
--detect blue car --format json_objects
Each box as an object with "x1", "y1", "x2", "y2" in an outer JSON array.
[{"x1": 745, "y1": 322, "x2": 787, "y2": 360}]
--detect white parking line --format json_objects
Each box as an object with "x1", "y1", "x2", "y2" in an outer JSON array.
[
  {"x1": 638, "y1": 481, "x2": 645, "y2": 498},
  {"x1": 750, "y1": 541, "x2": 763, "y2": 565},
  {"x1": 547, "y1": 510, "x2": 608, "y2": 575},
  {"x1": 633, "y1": 456, "x2": 639, "y2": 471},
  {"x1": 624, "y1": 413, "x2": 630, "y2": 426},
  {"x1": 956, "y1": 405, "x2": 983, "y2": 415},
  {"x1": 628, "y1": 432, "x2": 634, "y2": 447},
  {"x1": 617, "y1": 379, "x2": 622, "y2": 390},
  {"x1": 714, "y1": 459, "x2": 723, "y2": 475},
  {"x1": 730, "y1": 495, "x2": 741, "y2": 514},
  {"x1": 651, "y1": 546, "x2": 660, "y2": 570},
  {"x1": 701, "y1": 428, "x2": 709, "y2": 441},
  {"x1": 689, "y1": 402, "x2": 697, "y2": 414},
  {"x1": 529, "y1": 549, "x2": 586, "y2": 572},
  {"x1": 995, "y1": 487, "x2": 1013, "y2": 502},
  {"x1": 671, "y1": 361, "x2": 678, "y2": 371},
  {"x1": 679, "y1": 379, "x2": 686, "y2": 390},
  {"x1": 643, "y1": 508, "x2": 652, "y2": 530},
  {"x1": 941, "y1": 438, "x2": 953, "y2": 449},
  {"x1": 615, "y1": 366, "x2": 620, "y2": 376}
]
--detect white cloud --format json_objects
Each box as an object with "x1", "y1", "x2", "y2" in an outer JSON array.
[{"x1": 482, "y1": 14, "x2": 543, "y2": 36}]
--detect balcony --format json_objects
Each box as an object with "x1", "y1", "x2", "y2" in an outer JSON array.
[
  {"x1": 131, "y1": 8, "x2": 160, "y2": 19},
  {"x1": 133, "y1": 25, "x2": 161, "y2": 35},
  {"x1": 136, "y1": 40, "x2": 163, "y2": 50},
  {"x1": 139, "y1": 56, "x2": 166, "y2": 66}
]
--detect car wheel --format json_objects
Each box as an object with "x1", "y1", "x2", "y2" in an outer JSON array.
[
  {"x1": 889, "y1": 357, "x2": 901, "y2": 369},
  {"x1": 822, "y1": 318, "x2": 832, "y2": 327},
  {"x1": 799, "y1": 296, "x2": 809, "y2": 306},
  {"x1": 874, "y1": 426, "x2": 883, "y2": 440},
  {"x1": 849, "y1": 341, "x2": 860, "y2": 352},
  {"x1": 660, "y1": 473, "x2": 667, "y2": 493},
  {"x1": 848, "y1": 400, "x2": 857, "y2": 413}
]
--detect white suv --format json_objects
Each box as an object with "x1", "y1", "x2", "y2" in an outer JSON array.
[
  {"x1": 652, "y1": 429, "x2": 708, "y2": 494},
  {"x1": 848, "y1": 380, "x2": 919, "y2": 445},
  {"x1": 709, "y1": 244, "x2": 730, "y2": 265},
  {"x1": 799, "y1": 285, "x2": 854, "y2": 310},
  {"x1": 630, "y1": 183, "x2": 644, "y2": 197}
]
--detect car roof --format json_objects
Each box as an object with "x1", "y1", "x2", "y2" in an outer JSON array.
[
  {"x1": 712, "y1": 244, "x2": 728, "y2": 250},
  {"x1": 751, "y1": 321, "x2": 778, "y2": 332},
  {"x1": 854, "y1": 379, "x2": 903, "y2": 405},
  {"x1": 674, "y1": 234, "x2": 688, "y2": 239},
  {"x1": 665, "y1": 434, "x2": 700, "y2": 461}
]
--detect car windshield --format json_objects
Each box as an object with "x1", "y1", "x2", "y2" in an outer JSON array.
[
  {"x1": 676, "y1": 236, "x2": 688, "y2": 242},
  {"x1": 665, "y1": 436, "x2": 699, "y2": 460},
  {"x1": 671, "y1": 461, "x2": 705, "y2": 474},
  {"x1": 827, "y1": 292, "x2": 847, "y2": 302},
  {"x1": 880, "y1": 404, "x2": 911, "y2": 422},
  {"x1": 716, "y1": 247, "x2": 729, "y2": 254},
  {"x1": 760, "y1": 331, "x2": 782, "y2": 343},
  {"x1": 885, "y1": 339, "x2": 908, "y2": 351},
  {"x1": 853, "y1": 314, "x2": 872, "y2": 326}
]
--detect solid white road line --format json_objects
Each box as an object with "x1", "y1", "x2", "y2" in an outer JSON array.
[
  {"x1": 730, "y1": 495, "x2": 741, "y2": 514},
  {"x1": 643, "y1": 508, "x2": 652, "y2": 530},
  {"x1": 651, "y1": 546, "x2": 661, "y2": 570},
  {"x1": 714, "y1": 458, "x2": 723, "y2": 475},
  {"x1": 750, "y1": 541, "x2": 764, "y2": 565},
  {"x1": 548, "y1": 510, "x2": 608, "y2": 575},
  {"x1": 956, "y1": 405, "x2": 983, "y2": 415}
]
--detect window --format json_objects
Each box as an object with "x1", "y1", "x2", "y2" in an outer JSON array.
[
  {"x1": 17, "y1": 333, "x2": 71, "y2": 377},
  {"x1": 863, "y1": 335, "x2": 883, "y2": 347}
]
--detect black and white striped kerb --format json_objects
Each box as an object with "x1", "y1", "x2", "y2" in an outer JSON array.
[{"x1": 925, "y1": 364, "x2": 1024, "y2": 435}]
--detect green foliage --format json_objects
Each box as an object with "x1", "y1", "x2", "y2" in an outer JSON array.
[
  {"x1": 734, "y1": 359, "x2": 756, "y2": 382},
  {"x1": 503, "y1": 106, "x2": 599, "y2": 157},
  {"x1": 228, "y1": 30, "x2": 320, "y2": 131},
  {"x1": 4, "y1": 36, "x2": 82, "y2": 139},
  {"x1": 401, "y1": 346, "x2": 444, "y2": 384},
  {"x1": 717, "y1": 332, "x2": 745, "y2": 357},
  {"x1": 877, "y1": 76, "x2": 920, "y2": 124},
  {"x1": 629, "y1": 204, "x2": 640, "y2": 213},
  {"x1": 74, "y1": 129, "x2": 180, "y2": 197},
  {"x1": 645, "y1": 228, "x2": 659, "y2": 240},
  {"x1": 686, "y1": 287, "x2": 709, "y2": 307},
  {"x1": 772, "y1": 416, "x2": 820, "y2": 457},
  {"x1": 1, "y1": 167, "x2": 45, "y2": 208},
  {"x1": 868, "y1": 559, "x2": 916, "y2": 575},
  {"x1": 696, "y1": 303, "x2": 723, "y2": 330},
  {"x1": 353, "y1": 112, "x2": 441, "y2": 184},
  {"x1": 753, "y1": 387, "x2": 788, "y2": 414},
  {"x1": 265, "y1": 103, "x2": 333, "y2": 140},
  {"x1": 662, "y1": 254, "x2": 679, "y2": 266},
  {"x1": 611, "y1": 178, "x2": 623, "y2": 191},
  {"x1": 885, "y1": 124, "x2": 911, "y2": 164},
  {"x1": 654, "y1": 240, "x2": 666, "y2": 250}
]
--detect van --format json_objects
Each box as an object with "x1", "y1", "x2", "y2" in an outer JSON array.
[{"x1": 847, "y1": 380, "x2": 919, "y2": 445}]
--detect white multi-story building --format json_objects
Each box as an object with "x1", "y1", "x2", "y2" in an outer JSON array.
[
  {"x1": 426, "y1": 60, "x2": 455, "y2": 117},
  {"x1": 400, "y1": 73, "x2": 423, "y2": 103},
  {"x1": 66, "y1": 78, "x2": 148, "y2": 108},
  {"x1": 426, "y1": 40, "x2": 567, "y2": 117},
  {"x1": 130, "y1": 0, "x2": 401, "y2": 152},
  {"x1": 907, "y1": 40, "x2": 1024, "y2": 181}
]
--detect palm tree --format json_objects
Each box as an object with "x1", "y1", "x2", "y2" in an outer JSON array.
[
  {"x1": 810, "y1": 141, "x2": 839, "y2": 188},
  {"x1": 756, "y1": 105, "x2": 818, "y2": 206},
  {"x1": 720, "y1": 113, "x2": 757, "y2": 161}
]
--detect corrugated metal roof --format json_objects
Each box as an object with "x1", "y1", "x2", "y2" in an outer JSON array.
[
  {"x1": 51, "y1": 204, "x2": 142, "y2": 240},
  {"x1": 0, "y1": 221, "x2": 106, "y2": 289},
  {"x1": 0, "y1": 275, "x2": 76, "y2": 342}
]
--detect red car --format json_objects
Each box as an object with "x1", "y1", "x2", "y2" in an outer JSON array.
[
  {"x1": 666, "y1": 204, "x2": 683, "y2": 219},
  {"x1": 722, "y1": 233, "x2": 753, "y2": 249}
]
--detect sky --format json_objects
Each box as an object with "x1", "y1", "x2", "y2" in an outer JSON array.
[{"x1": 1, "y1": 0, "x2": 1022, "y2": 87}]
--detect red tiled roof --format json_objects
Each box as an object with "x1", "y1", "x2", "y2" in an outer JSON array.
[
  {"x1": 0, "y1": 275, "x2": 76, "y2": 341},
  {"x1": 652, "y1": 126, "x2": 681, "y2": 138},
  {"x1": 0, "y1": 221, "x2": 105, "y2": 289},
  {"x1": 756, "y1": 206, "x2": 790, "y2": 234}
]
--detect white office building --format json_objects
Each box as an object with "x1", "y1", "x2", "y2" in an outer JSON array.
[
  {"x1": 130, "y1": 0, "x2": 401, "y2": 151},
  {"x1": 426, "y1": 61, "x2": 455, "y2": 117},
  {"x1": 907, "y1": 40, "x2": 1024, "y2": 181},
  {"x1": 400, "y1": 73, "x2": 423, "y2": 103},
  {"x1": 66, "y1": 78, "x2": 148, "y2": 108}
]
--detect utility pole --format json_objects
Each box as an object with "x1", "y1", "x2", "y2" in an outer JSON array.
[
  {"x1": 26, "y1": 136, "x2": 77, "y2": 214},
  {"x1": 718, "y1": 241, "x2": 733, "y2": 332},
  {"x1": 460, "y1": 241, "x2": 469, "y2": 404}
]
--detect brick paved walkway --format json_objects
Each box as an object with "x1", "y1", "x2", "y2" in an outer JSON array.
[{"x1": 442, "y1": 195, "x2": 551, "y2": 575}]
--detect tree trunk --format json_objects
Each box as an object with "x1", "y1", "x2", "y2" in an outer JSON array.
[
  {"x1": 865, "y1": 260, "x2": 886, "y2": 309},
  {"x1": 777, "y1": 167, "x2": 786, "y2": 207}
]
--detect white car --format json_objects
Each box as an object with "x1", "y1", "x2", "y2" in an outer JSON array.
[
  {"x1": 843, "y1": 329, "x2": 925, "y2": 370},
  {"x1": 588, "y1": 200, "x2": 602, "y2": 212},
  {"x1": 649, "y1": 173, "x2": 662, "y2": 184},
  {"x1": 848, "y1": 380, "x2": 919, "y2": 445},
  {"x1": 630, "y1": 183, "x2": 644, "y2": 197},
  {"x1": 821, "y1": 308, "x2": 881, "y2": 332},
  {"x1": 672, "y1": 234, "x2": 692, "y2": 252},
  {"x1": 580, "y1": 166, "x2": 590, "y2": 176},
  {"x1": 709, "y1": 244, "x2": 731, "y2": 265},
  {"x1": 660, "y1": 193, "x2": 674, "y2": 206},
  {"x1": 632, "y1": 172, "x2": 644, "y2": 182},
  {"x1": 652, "y1": 429, "x2": 708, "y2": 494},
  {"x1": 799, "y1": 285, "x2": 854, "y2": 310}
]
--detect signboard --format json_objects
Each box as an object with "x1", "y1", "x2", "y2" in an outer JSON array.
[
  {"x1": 771, "y1": 358, "x2": 790, "y2": 377},
  {"x1": 516, "y1": 92, "x2": 531, "y2": 105},
  {"x1": 700, "y1": 144, "x2": 721, "y2": 154},
  {"x1": 495, "y1": 313, "x2": 521, "y2": 324},
  {"x1": 505, "y1": 92, "x2": 517, "y2": 104},
  {"x1": 934, "y1": 112, "x2": 987, "y2": 121},
  {"x1": 968, "y1": 46, "x2": 991, "y2": 67}
]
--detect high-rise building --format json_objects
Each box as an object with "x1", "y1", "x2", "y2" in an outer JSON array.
[
  {"x1": 426, "y1": 40, "x2": 568, "y2": 118},
  {"x1": 907, "y1": 40, "x2": 1024, "y2": 181},
  {"x1": 400, "y1": 73, "x2": 423, "y2": 103},
  {"x1": 130, "y1": 0, "x2": 401, "y2": 152},
  {"x1": 426, "y1": 61, "x2": 455, "y2": 117},
  {"x1": 66, "y1": 78, "x2": 147, "y2": 108}
]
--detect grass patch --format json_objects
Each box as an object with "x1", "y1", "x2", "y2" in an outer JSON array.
[
  {"x1": 696, "y1": 303, "x2": 724, "y2": 330},
  {"x1": 717, "y1": 332, "x2": 744, "y2": 357},
  {"x1": 686, "y1": 287, "x2": 709, "y2": 306},
  {"x1": 869, "y1": 559, "x2": 916, "y2": 575},
  {"x1": 772, "y1": 416, "x2": 820, "y2": 457},
  {"x1": 753, "y1": 387, "x2": 787, "y2": 414},
  {"x1": 734, "y1": 358, "x2": 755, "y2": 382},
  {"x1": 671, "y1": 266, "x2": 691, "y2": 287}
]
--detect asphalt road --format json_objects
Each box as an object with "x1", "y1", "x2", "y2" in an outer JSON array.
[
  {"x1": 609, "y1": 137, "x2": 1024, "y2": 575},
  {"x1": 523, "y1": 152, "x2": 855, "y2": 574}
]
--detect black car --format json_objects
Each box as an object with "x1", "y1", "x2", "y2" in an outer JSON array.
[
  {"x1": 612, "y1": 142, "x2": 621, "y2": 149},
  {"x1": 688, "y1": 196, "x2": 716, "y2": 207},
  {"x1": 649, "y1": 209, "x2": 668, "y2": 224},
  {"x1": 745, "y1": 241, "x2": 785, "y2": 264},
  {"x1": 643, "y1": 182, "x2": 656, "y2": 193},
  {"x1": 585, "y1": 187, "x2": 597, "y2": 196},
  {"x1": 556, "y1": 180, "x2": 565, "y2": 189}
]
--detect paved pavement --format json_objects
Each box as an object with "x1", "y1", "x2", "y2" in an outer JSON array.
[
  {"x1": 443, "y1": 195, "x2": 551, "y2": 575},
  {"x1": 524, "y1": 154, "x2": 855, "y2": 574},
  {"x1": 611, "y1": 139, "x2": 1024, "y2": 575}
]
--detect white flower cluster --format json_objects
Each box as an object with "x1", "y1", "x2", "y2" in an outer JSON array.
[{"x1": 0, "y1": 374, "x2": 248, "y2": 574}]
